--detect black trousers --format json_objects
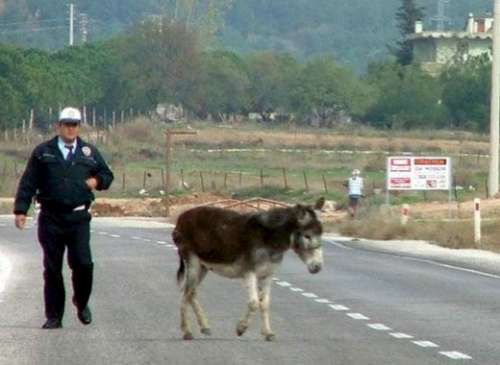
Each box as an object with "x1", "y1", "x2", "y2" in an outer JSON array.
[{"x1": 37, "y1": 210, "x2": 93, "y2": 320}]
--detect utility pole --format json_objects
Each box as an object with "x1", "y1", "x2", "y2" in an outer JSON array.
[
  {"x1": 80, "y1": 13, "x2": 89, "y2": 43},
  {"x1": 489, "y1": 0, "x2": 500, "y2": 197},
  {"x1": 69, "y1": 3, "x2": 75, "y2": 46}
]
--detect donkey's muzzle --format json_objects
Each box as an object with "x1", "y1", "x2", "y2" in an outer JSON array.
[{"x1": 308, "y1": 263, "x2": 322, "y2": 274}]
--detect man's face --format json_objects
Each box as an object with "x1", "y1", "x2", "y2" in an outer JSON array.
[{"x1": 57, "y1": 121, "x2": 80, "y2": 142}]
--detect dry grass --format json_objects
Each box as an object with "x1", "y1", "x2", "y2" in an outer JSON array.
[{"x1": 335, "y1": 209, "x2": 500, "y2": 251}]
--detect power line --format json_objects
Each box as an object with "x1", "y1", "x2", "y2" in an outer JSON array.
[
  {"x1": 0, "y1": 25, "x2": 67, "y2": 35},
  {"x1": 0, "y1": 17, "x2": 66, "y2": 29}
]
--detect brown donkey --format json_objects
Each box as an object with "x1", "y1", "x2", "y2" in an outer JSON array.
[{"x1": 172, "y1": 198, "x2": 325, "y2": 341}]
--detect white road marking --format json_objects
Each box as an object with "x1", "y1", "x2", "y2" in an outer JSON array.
[
  {"x1": 328, "y1": 240, "x2": 353, "y2": 250},
  {"x1": 439, "y1": 351, "x2": 472, "y2": 360},
  {"x1": 110, "y1": 234, "x2": 120, "y2": 238},
  {"x1": 272, "y1": 277, "x2": 279, "y2": 281},
  {"x1": 166, "y1": 244, "x2": 174, "y2": 248},
  {"x1": 301, "y1": 292, "x2": 318, "y2": 298},
  {"x1": 399, "y1": 256, "x2": 500, "y2": 280},
  {"x1": 290, "y1": 287, "x2": 303, "y2": 292},
  {"x1": 98, "y1": 232, "x2": 108, "y2": 235},
  {"x1": 156, "y1": 241, "x2": 167, "y2": 244},
  {"x1": 314, "y1": 298, "x2": 331, "y2": 304},
  {"x1": 0, "y1": 253, "x2": 13, "y2": 294},
  {"x1": 131, "y1": 236, "x2": 142, "y2": 240},
  {"x1": 276, "y1": 281, "x2": 291, "y2": 287},
  {"x1": 143, "y1": 239, "x2": 152, "y2": 242},
  {"x1": 413, "y1": 341, "x2": 439, "y2": 348},
  {"x1": 329, "y1": 304, "x2": 349, "y2": 311},
  {"x1": 347, "y1": 313, "x2": 369, "y2": 320},
  {"x1": 367, "y1": 323, "x2": 392, "y2": 331},
  {"x1": 390, "y1": 332, "x2": 414, "y2": 339}
]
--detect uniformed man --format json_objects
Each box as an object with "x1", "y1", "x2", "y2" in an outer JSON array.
[{"x1": 13, "y1": 107, "x2": 114, "y2": 329}]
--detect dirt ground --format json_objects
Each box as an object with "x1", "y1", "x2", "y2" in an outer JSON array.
[{"x1": 2, "y1": 195, "x2": 498, "y2": 223}]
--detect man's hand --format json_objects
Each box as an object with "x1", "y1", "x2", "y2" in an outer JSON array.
[
  {"x1": 15, "y1": 214, "x2": 27, "y2": 230},
  {"x1": 86, "y1": 177, "x2": 98, "y2": 191}
]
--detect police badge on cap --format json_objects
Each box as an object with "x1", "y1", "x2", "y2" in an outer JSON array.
[{"x1": 82, "y1": 146, "x2": 92, "y2": 157}]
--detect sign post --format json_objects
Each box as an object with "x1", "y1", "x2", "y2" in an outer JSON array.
[{"x1": 386, "y1": 156, "x2": 453, "y2": 216}]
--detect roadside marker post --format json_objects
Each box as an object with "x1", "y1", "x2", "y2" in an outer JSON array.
[
  {"x1": 400, "y1": 204, "x2": 410, "y2": 226},
  {"x1": 474, "y1": 198, "x2": 481, "y2": 247}
]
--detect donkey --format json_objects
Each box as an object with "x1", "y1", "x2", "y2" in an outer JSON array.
[{"x1": 172, "y1": 198, "x2": 325, "y2": 341}]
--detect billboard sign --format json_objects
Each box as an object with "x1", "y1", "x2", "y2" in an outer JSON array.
[{"x1": 387, "y1": 157, "x2": 451, "y2": 191}]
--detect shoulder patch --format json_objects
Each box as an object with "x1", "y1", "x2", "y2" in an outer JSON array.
[{"x1": 82, "y1": 146, "x2": 92, "y2": 157}]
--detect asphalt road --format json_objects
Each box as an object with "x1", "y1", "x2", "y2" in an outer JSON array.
[{"x1": 1, "y1": 215, "x2": 499, "y2": 365}]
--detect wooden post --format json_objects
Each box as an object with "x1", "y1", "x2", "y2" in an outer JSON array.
[
  {"x1": 112, "y1": 111, "x2": 116, "y2": 129},
  {"x1": 161, "y1": 168, "x2": 166, "y2": 191},
  {"x1": 143, "y1": 170, "x2": 147, "y2": 189},
  {"x1": 224, "y1": 173, "x2": 228, "y2": 189},
  {"x1": 121, "y1": 110, "x2": 125, "y2": 124},
  {"x1": 92, "y1": 108, "x2": 96, "y2": 128},
  {"x1": 29, "y1": 109, "x2": 34, "y2": 129},
  {"x1": 165, "y1": 129, "x2": 197, "y2": 216},
  {"x1": 322, "y1": 175, "x2": 329, "y2": 193},
  {"x1": 260, "y1": 169, "x2": 264, "y2": 187},
  {"x1": 122, "y1": 173, "x2": 126, "y2": 191},
  {"x1": 282, "y1": 168, "x2": 288, "y2": 189},
  {"x1": 303, "y1": 171, "x2": 309, "y2": 191},
  {"x1": 180, "y1": 169, "x2": 185, "y2": 188},
  {"x1": 199, "y1": 171, "x2": 205, "y2": 192}
]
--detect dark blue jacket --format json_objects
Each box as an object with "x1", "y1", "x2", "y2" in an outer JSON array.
[{"x1": 14, "y1": 136, "x2": 114, "y2": 215}]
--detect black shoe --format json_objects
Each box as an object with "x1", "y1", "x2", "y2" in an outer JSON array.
[
  {"x1": 77, "y1": 306, "x2": 92, "y2": 325},
  {"x1": 42, "y1": 318, "x2": 62, "y2": 329}
]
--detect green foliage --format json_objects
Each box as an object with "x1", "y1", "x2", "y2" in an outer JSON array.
[
  {"x1": 0, "y1": 0, "x2": 492, "y2": 72},
  {"x1": 440, "y1": 55, "x2": 490, "y2": 131},
  {"x1": 192, "y1": 50, "x2": 250, "y2": 118},
  {"x1": 364, "y1": 62, "x2": 447, "y2": 129},
  {"x1": 290, "y1": 56, "x2": 374, "y2": 125},
  {"x1": 393, "y1": 0, "x2": 425, "y2": 65}
]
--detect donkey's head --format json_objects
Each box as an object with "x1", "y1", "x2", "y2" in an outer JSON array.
[{"x1": 290, "y1": 198, "x2": 325, "y2": 274}]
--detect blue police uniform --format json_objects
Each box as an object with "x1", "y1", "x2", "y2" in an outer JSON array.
[{"x1": 14, "y1": 135, "x2": 113, "y2": 326}]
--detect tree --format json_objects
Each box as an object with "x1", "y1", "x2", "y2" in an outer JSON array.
[
  {"x1": 440, "y1": 55, "x2": 490, "y2": 131},
  {"x1": 364, "y1": 62, "x2": 446, "y2": 129},
  {"x1": 245, "y1": 52, "x2": 299, "y2": 118},
  {"x1": 191, "y1": 50, "x2": 249, "y2": 119},
  {"x1": 290, "y1": 56, "x2": 374, "y2": 127},
  {"x1": 115, "y1": 19, "x2": 200, "y2": 110},
  {"x1": 393, "y1": 0, "x2": 425, "y2": 65}
]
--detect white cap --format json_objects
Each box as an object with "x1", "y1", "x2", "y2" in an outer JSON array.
[
  {"x1": 59, "y1": 107, "x2": 82, "y2": 122},
  {"x1": 352, "y1": 169, "x2": 360, "y2": 176}
]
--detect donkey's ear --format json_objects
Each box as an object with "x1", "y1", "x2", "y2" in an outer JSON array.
[
  {"x1": 314, "y1": 197, "x2": 325, "y2": 211},
  {"x1": 294, "y1": 204, "x2": 313, "y2": 226}
]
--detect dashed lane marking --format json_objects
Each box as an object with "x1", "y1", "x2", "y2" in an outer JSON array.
[
  {"x1": 290, "y1": 287, "x2": 303, "y2": 292},
  {"x1": 367, "y1": 323, "x2": 392, "y2": 331},
  {"x1": 276, "y1": 281, "x2": 291, "y2": 287},
  {"x1": 347, "y1": 313, "x2": 369, "y2": 320},
  {"x1": 413, "y1": 341, "x2": 439, "y2": 348},
  {"x1": 439, "y1": 351, "x2": 472, "y2": 360},
  {"x1": 314, "y1": 298, "x2": 331, "y2": 304},
  {"x1": 110, "y1": 234, "x2": 120, "y2": 238},
  {"x1": 329, "y1": 304, "x2": 349, "y2": 311},
  {"x1": 390, "y1": 332, "x2": 414, "y2": 339},
  {"x1": 301, "y1": 292, "x2": 318, "y2": 298}
]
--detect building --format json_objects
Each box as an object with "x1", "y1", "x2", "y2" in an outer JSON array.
[{"x1": 410, "y1": 14, "x2": 492, "y2": 75}]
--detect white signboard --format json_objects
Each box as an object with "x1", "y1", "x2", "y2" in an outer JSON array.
[{"x1": 387, "y1": 156, "x2": 451, "y2": 191}]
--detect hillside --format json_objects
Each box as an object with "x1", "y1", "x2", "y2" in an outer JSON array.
[{"x1": 0, "y1": 0, "x2": 493, "y2": 71}]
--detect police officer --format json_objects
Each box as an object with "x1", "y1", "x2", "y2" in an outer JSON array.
[{"x1": 13, "y1": 107, "x2": 114, "y2": 329}]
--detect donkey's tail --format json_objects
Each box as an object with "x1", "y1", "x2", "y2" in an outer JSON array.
[
  {"x1": 172, "y1": 229, "x2": 185, "y2": 286},
  {"x1": 176, "y1": 254, "x2": 185, "y2": 286}
]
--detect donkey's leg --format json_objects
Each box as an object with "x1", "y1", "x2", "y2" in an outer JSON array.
[
  {"x1": 258, "y1": 276, "x2": 275, "y2": 341},
  {"x1": 236, "y1": 272, "x2": 259, "y2": 336},
  {"x1": 189, "y1": 266, "x2": 211, "y2": 335},
  {"x1": 180, "y1": 255, "x2": 201, "y2": 340}
]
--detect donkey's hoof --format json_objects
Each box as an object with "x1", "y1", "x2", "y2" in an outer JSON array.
[
  {"x1": 236, "y1": 322, "x2": 248, "y2": 336},
  {"x1": 265, "y1": 333, "x2": 276, "y2": 342},
  {"x1": 183, "y1": 332, "x2": 194, "y2": 340},
  {"x1": 201, "y1": 327, "x2": 212, "y2": 336}
]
